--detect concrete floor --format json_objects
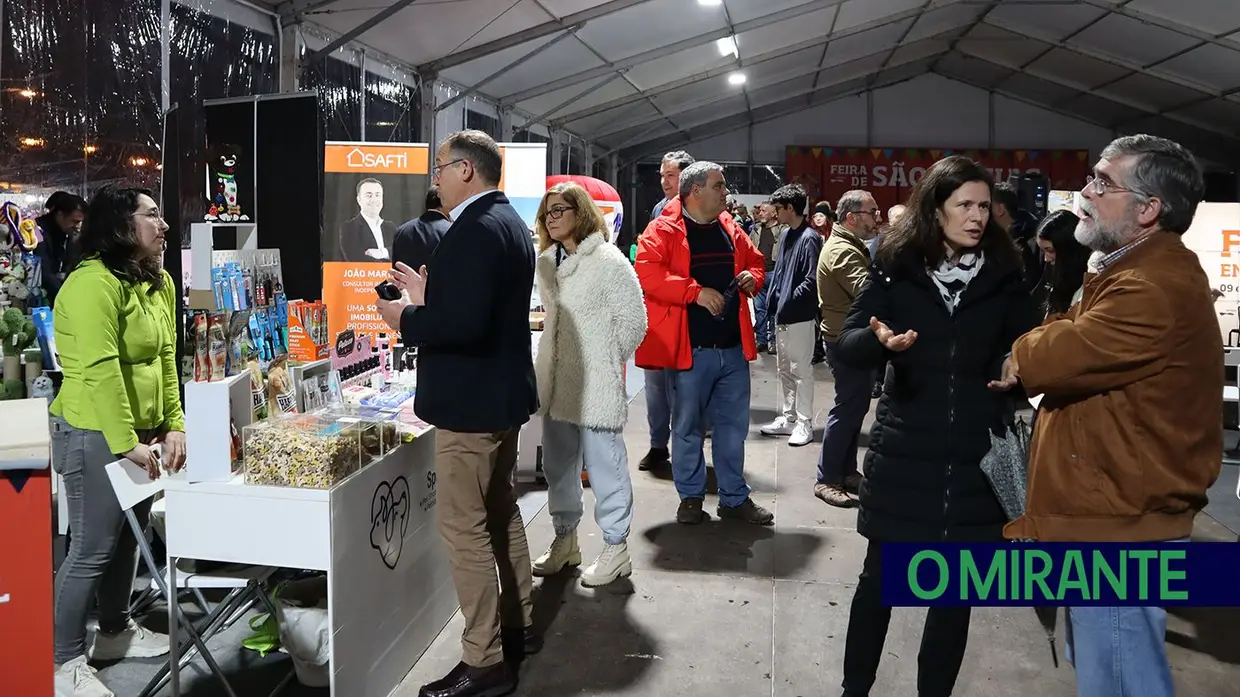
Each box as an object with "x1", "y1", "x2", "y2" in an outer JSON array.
[{"x1": 395, "y1": 354, "x2": 1240, "y2": 697}]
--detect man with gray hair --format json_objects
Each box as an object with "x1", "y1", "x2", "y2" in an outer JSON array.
[
  {"x1": 638, "y1": 150, "x2": 696, "y2": 472},
  {"x1": 1006, "y1": 135, "x2": 1220, "y2": 696},
  {"x1": 634, "y1": 161, "x2": 772, "y2": 526},
  {"x1": 814, "y1": 189, "x2": 881, "y2": 508}
]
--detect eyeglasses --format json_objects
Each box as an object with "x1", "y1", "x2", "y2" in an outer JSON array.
[
  {"x1": 132, "y1": 211, "x2": 165, "y2": 222},
  {"x1": 432, "y1": 158, "x2": 465, "y2": 179},
  {"x1": 1084, "y1": 175, "x2": 1144, "y2": 198},
  {"x1": 543, "y1": 205, "x2": 575, "y2": 221}
]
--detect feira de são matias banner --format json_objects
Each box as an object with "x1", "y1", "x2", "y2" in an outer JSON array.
[{"x1": 881, "y1": 543, "x2": 1240, "y2": 607}]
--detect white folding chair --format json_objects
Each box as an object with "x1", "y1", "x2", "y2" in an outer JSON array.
[{"x1": 103, "y1": 459, "x2": 275, "y2": 697}]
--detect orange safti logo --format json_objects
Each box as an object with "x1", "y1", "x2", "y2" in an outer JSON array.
[
  {"x1": 324, "y1": 144, "x2": 428, "y2": 174},
  {"x1": 1223, "y1": 230, "x2": 1240, "y2": 257}
]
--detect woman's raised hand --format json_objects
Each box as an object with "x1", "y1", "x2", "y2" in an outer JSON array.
[{"x1": 870, "y1": 316, "x2": 917, "y2": 352}]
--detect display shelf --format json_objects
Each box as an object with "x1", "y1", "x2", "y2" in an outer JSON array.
[
  {"x1": 161, "y1": 432, "x2": 455, "y2": 697},
  {"x1": 289, "y1": 358, "x2": 332, "y2": 413},
  {"x1": 187, "y1": 222, "x2": 258, "y2": 310},
  {"x1": 184, "y1": 372, "x2": 252, "y2": 483}
]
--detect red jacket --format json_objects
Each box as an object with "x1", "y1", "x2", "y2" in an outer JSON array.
[{"x1": 634, "y1": 197, "x2": 765, "y2": 370}]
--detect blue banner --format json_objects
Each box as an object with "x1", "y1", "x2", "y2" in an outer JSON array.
[{"x1": 881, "y1": 543, "x2": 1240, "y2": 607}]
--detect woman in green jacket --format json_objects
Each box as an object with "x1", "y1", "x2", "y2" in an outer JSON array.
[{"x1": 51, "y1": 186, "x2": 186, "y2": 697}]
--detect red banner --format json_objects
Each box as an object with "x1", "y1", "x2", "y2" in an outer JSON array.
[{"x1": 785, "y1": 146, "x2": 1092, "y2": 214}]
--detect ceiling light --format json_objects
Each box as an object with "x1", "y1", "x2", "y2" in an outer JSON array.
[
  {"x1": 728, "y1": 72, "x2": 746, "y2": 86},
  {"x1": 698, "y1": 0, "x2": 722, "y2": 5},
  {"x1": 716, "y1": 35, "x2": 738, "y2": 58}
]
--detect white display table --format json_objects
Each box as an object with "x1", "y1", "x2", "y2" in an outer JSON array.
[{"x1": 161, "y1": 430, "x2": 457, "y2": 697}]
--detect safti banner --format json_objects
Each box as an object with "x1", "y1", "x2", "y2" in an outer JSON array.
[
  {"x1": 785, "y1": 146, "x2": 1092, "y2": 212},
  {"x1": 322, "y1": 141, "x2": 547, "y2": 342}
]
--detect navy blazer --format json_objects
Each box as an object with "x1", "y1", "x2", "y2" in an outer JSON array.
[
  {"x1": 393, "y1": 210, "x2": 451, "y2": 273},
  {"x1": 399, "y1": 191, "x2": 539, "y2": 433}
]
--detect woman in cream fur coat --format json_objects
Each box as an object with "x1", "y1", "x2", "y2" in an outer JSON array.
[{"x1": 531, "y1": 182, "x2": 647, "y2": 588}]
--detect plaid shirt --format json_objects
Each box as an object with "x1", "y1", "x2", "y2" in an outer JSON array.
[{"x1": 1088, "y1": 232, "x2": 1155, "y2": 275}]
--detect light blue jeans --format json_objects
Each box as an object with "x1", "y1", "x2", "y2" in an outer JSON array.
[
  {"x1": 541, "y1": 418, "x2": 634, "y2": 545},
  {"x1": 643, "y1": 368, "x2": 674, "y2": 449},
  {"x1": 671, "y1": 346, "x2": 752, "y2": 508},
  {"x1": 1064, "y1": 538, "x2": 1187, "y2": 697}
]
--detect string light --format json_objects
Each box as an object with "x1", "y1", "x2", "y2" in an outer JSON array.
[
  {"x1": 83, "y1": 145, "x2": 98, "y2": 154},
  {"x1": 131, "y1": 157, "x2": 149, "y2": 167},
  {"x1": 19, "y1": 137, "x2": 44, "y2": 147},
  {"x1": 18, "y1": 89, "x2": 36, "y2": 98}
]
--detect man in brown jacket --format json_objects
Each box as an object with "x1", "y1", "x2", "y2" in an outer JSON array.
[{"x1": 1005, "y1": 135, "x2": 1221, "y2": 697}]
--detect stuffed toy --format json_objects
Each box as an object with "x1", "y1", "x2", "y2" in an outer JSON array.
[
  {"x1": 30, "y1": 372, "x2": 53, "y2": 401},
  {"x1": 0, "y1": 307, "x2": 36, "y2": 356},
  {"x1": 205, "y1": 144, "x2": 250, "y2": 223}
]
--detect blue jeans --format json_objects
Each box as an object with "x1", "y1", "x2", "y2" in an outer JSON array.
[
  {"x1": 541, "y1": 418, "x2": 634, "y2": 545},
  {"x1": 1064, "y1": 539, "x2": 1188, "y2": 697},
  {"x1": 753, "y1": 282, "x2": 774, "y2": 345},
  {"x1": 671, "y1": 346, "x2": 751, "y2": 507},
  {"x1": 817, "y1": 341, "x2": 872, "y2": 485},
  {"x1": 644, "y1": 368, "x2": 674, "y2": 449}
]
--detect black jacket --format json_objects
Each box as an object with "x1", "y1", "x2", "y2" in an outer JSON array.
[
  {"x1": 392, "y1": 210, "x2": 451, "y2": 272},
  {"x1": 836, "y1": 249, "x2": 1036, "y2": 543},
  {"x1": 36, "y1": 214, "x2": 73, "y2": 305},
  {"x1": 338, "y1": 214, "x2": 397, "y2": 262},
  {"x1": 399, "y1": 191, "x2": 538, "y2": 433}
]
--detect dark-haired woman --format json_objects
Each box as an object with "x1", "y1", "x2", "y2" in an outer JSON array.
[
  {"x1": 834, "y1": 156, "x2": 1036, "y2": 697},
  {"x1": 51, "y1": 187, "x2": 186, "y2": 697},
  {"x1": 1034, "y1": 209, "x2": 1090, "y2": 320}
]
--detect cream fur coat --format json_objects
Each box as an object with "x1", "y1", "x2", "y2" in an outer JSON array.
[{"x1": 535, "y1": 232, "x2": 647, "y2": 431}]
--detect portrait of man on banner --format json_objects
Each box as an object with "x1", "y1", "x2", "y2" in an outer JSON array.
[{"x1": 338, "y1": 177, "x2": 400, "y2": 262}]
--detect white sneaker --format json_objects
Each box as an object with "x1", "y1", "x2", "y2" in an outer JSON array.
[
  {"x1": 581, "y1": 542, "x2": 633, "y2": 588},
  {"x1": 88, "y1": 619, "x2": 170, "y2": 661},
  {"x1": 55, "y1": 656, "x2": 114, "y2": 697},
  {"x1": 760, "y1": 417, "x2": 794, "y2": 436},
  {"x1": 789, "y1": 420, "x2": 814, "y2": 447},
  {"x1": 532, "y1": 531, "x2": 581, "y2": 576}
]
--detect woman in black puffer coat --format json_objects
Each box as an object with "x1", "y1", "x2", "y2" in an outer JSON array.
[{"x1": 834, "y1": 156, "x2": 1036, "y2": 697}]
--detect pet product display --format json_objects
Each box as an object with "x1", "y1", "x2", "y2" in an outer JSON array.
[{"x1": 243, "y1": 413, "x2": 378, "y2": 489}]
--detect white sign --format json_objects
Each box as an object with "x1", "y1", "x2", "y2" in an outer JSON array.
[{"x1": 1181, "y1": 202, "x2": 1240, "y2": 343}]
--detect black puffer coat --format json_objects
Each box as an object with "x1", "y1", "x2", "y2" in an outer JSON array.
[{"x1": 836, "y1": 249, "x2": 1036, "y2": 543}]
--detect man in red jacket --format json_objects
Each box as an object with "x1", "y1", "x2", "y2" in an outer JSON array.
[{"x1": 635, "y1": 161, "x2": 772, "y2": 526}]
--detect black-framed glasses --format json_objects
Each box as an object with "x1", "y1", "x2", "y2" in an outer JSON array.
[
  {"x1": 432, "y1": 158, "x2": 465, "y2": 179},
  {"x1": 543, "y1": 205, "x2": 575, "y2": 221},
  {"x1": 1084, "y1": 175, "x2": 1144, "y2": 198}
]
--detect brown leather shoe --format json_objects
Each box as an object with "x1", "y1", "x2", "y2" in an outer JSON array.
[
  {"x1": 677, "y1": 497, "x2": 708, "y2": 524},
  {"x1": 418, "y1": 661, "x2": 516, "y2": 697},
  {"x1": 717, "y1": 498, "x2": 774, "y2": 525}
]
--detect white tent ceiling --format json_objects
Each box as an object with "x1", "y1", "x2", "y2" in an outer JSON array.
[{"x1": 269, "y1": 0, "x2": 1240, "y2": 162}]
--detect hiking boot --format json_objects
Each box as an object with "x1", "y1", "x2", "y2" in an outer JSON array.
[
  {"x1": 581, "y1": 542, "x2": 632, "y2": 587},
  {"x1": 532, "y1": 532, "x2": 581, "y2": 576},
  {"x1": 638, "y1": 447, "x2": 670, "y2": 471},
  {"x1": 677, "y1": 497, "x2": 708, "y2": 525},
  {"x1": 717, "y1": 498, "x2": 774, "y2": 525},
  {"x1": 815, "y1": 483, "x2": 858, "y2": 508}
]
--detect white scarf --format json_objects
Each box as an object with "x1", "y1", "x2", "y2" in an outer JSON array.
[{"x1": 929, "y1": 252, "x2": 984, "y2": 314}]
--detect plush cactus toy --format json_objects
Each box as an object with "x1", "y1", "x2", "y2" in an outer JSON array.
[{"x1": 0, "y1": 307, "x2": 36, "y2": 356}]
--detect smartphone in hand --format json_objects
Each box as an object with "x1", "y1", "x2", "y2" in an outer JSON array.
[{"x1": 375, "y1": 281, "x2": 402, "y2": 301}]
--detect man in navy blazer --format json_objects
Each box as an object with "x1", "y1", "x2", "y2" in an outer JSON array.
[
  {"x1": 392, "y1": 184, "x2": 452, "y2": 274},
  {"x1": 376, "y1": 130, "x2": 537, "y2": 697}
]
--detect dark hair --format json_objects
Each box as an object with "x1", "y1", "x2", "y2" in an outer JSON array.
[
  {"x1": 661, "y1": 150, "x2": 695, "y2": 171},
  {"x1": 356, "y1": 178, "x2": 382, "y2": 196},
  {"x1": 1036, "y1": 209, "x2": 1089, "y2": 315},
  {"x1": 992, "y1": 182, "x2": 1019, "y2": 215},
  {"x1": 877, "y1": 156, "x2": 1021, "y2": 272},
  {"x1": 1100, "y1": 134, "x2": 1204, "y2": 234},
  {"x1": 76, "y1": 186, "x2": 164, "y2": 291},
  {"x1": 770, "y1": 183, "x2": 808, "y2": 217},
  {"x1": 425, "y1": 184, "x2": 442, "y2": 211},
  {"x1": 46, "y1": 191, "x2": 85, "y2": 215},
  {"x1": 442, "y1": 130, "x2": 503, "y2": 186},
  {"x1": 815, "y1": 200, "x2": 836, "y2": 222}
]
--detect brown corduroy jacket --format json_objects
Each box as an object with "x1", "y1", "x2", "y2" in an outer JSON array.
[{"x1": 1004, "y1": 231, "x2": 1223, "y2": 543}]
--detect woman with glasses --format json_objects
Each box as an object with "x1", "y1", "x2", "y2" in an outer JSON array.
[
  {"x1": 833, "y1": 157, "x2": 1035, "y2": 696},
  {"x1": 529, "y1": 182, "x2": 647, "y2": 587},
  {"x1": 51, "y1": 186, "x2": 186, "y2": 697}
]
